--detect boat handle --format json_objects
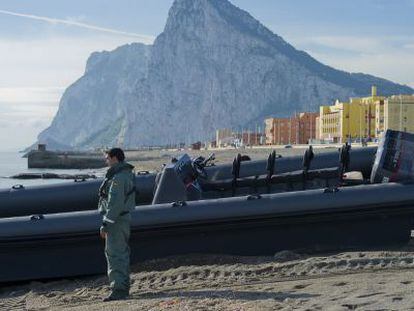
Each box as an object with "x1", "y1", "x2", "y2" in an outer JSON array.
[
  {"x1": 323, "y1": 187, "x2": 339, "y2": 194},
  {"x1": 30, "y1": 214, "x2": 45, "y2": 221},
  {"x1": 171, "y1": 201, "x2": 187, "y2": 207},
  {"x1": 247, "y1": 194, "x2": 262, "y2": 200},
  {"x1": 11, "y1": 184, "x2": 25, "y2": 190}
]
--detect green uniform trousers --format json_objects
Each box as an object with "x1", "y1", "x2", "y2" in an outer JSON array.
[{"x1": 104, "y1": 217, "x2": 131, "y2": 292}]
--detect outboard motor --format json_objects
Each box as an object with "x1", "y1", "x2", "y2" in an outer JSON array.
[
  {"x1": 152, "y1": 154, "x2": 213, "y2": 204},
  {"x1": 186, "y1": 154, "x2": 215, "y2": 199}
]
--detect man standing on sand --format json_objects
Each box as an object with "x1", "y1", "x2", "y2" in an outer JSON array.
[{"x1": 98, "y1": 148, "x2": 136, "y2": 301}]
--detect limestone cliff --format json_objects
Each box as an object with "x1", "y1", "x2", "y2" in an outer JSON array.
[{"x1": 37, "y1": 0, "x2": 413, "y2": 149}]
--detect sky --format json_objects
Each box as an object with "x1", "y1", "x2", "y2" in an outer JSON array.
[{"x1": 0, "y1": 0, "x2": 413, "y2": 151}]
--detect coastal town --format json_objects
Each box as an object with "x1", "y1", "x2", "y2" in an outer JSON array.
[{"x1": 215, "y1": 86, "x2": 414, "y2": 148}]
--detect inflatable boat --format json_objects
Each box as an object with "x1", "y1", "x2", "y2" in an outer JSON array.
[
  {"x1": 1, "y1": 182, "x2": 413, "y2": 283},
  {"x1": 4, "y1": 144, "x2": 412, "y2": 283},
  {"x1": 0, "y1": 147, "x2": 377, "y2": 218}
]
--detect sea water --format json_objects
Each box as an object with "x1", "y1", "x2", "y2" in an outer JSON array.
[{"x1": 0, "y1": 151, "x2": 105, "y2": 189}]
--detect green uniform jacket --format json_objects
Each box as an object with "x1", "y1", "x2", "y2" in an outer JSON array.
[{"x1": 98, "y1": 162, "x2": 136, "y2": 227}]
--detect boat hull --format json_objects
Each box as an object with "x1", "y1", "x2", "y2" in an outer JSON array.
[{"x1": 1, "y1": 182, "x2": 413, "y2": 283}]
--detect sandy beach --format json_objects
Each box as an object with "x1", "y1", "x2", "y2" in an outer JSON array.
[{"x1": 2, "y1": 242, "x2": 414, "y2": 310}]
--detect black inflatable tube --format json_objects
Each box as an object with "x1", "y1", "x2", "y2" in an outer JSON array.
[
  {"x1": 1, "y1": 182, "x2": 413, "y2": 236},
  {"x1": 0, "y1": 174, "x2": 156, "y2": 218},
  {"x1": 206, "y1": 147, "x2": 377, "y2": 181},
  {"x1": 0, "y1": 182, "x2": 413, "y2": 283},
  {"x1": 202, "y1": 168, "x2": 339, "y2": 191},
  {"x1": 0, "y1": 147, "x2": 377, "y2": 218}
]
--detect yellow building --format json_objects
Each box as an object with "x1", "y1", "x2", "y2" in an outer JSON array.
[
  {"x1": 384, "y1": 95, "x2": 414, "y2": 134},
  {"x1": 319, "y1": 100, "x2": 365, "y2": 143},
  {"x1": 350, "y1": 86, "x2": 385, "y2": 140},
  {"x1": 375, "y1": 100, "x2": 385, "y2": 137},
  {"x1": 315, "y1": 116, "x2": 320, "y2": 141},
  {"x1": 319, "y1": 101, "x2": 343, "y2": 142},
  {"x1": 319, "y1": 86, "x2": 386, "y2": 143}
]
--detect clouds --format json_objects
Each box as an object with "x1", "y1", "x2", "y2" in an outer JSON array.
[
  {"x1": 403, "y1": 43, "x2": 414, "y2": 50},
  {"x1": 312, "y1": 50, "x2": 414, "y2": 88},
  {"x1": 0, "y1": 34, "x2": 142, "y2": 150},
  {"x1": 0, "y1": 9, "x2": 155, "y2": 43},
  {"x1": 0, "y1": 87, "x2": 64, "y2": 103},
  {"x1": 0, "y1": 89, "x2": 58, "y2": 150},
  {"x1": 285, "y1": 34, "x2": 414, "y2": 88},
  {"x1": 0, "y1": 35, "x2": 141, "y2": 87},
  {"x1": 301, "y1": 36, "x2": 386, "y2": 54},
  {"x1": 0, "y1": 99, "x2": 58, "y2": 151},
  {"x1": 0, "y1": 100, "x2": 58, "y2": 124},
  {"x1": 302, "y1": 35, "x2": 414, "y2": 54}
]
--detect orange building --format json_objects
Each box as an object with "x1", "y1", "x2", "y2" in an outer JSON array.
[
  {"x1": 235, "y1": 132, "x2": 263, "y2": 146},
  {"x1": 298, "y1": 112, "x2": 318, "y2": 144},
  {"x1": 265, "y1": 112, "x2": 318, "y2": 145}
]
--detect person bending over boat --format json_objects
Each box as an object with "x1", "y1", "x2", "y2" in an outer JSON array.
[{"x1": 98, "y1": 148, "x2": 136, "y2": 301}]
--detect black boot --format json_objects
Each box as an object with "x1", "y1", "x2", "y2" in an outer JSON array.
[{"x1": 103, "y1": 289, "x2": 129, "y2": 302}]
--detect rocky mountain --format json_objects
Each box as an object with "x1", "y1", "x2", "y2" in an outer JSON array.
[{"x1": 37, "y1": 0, "x2": 413, "y2": 149}]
